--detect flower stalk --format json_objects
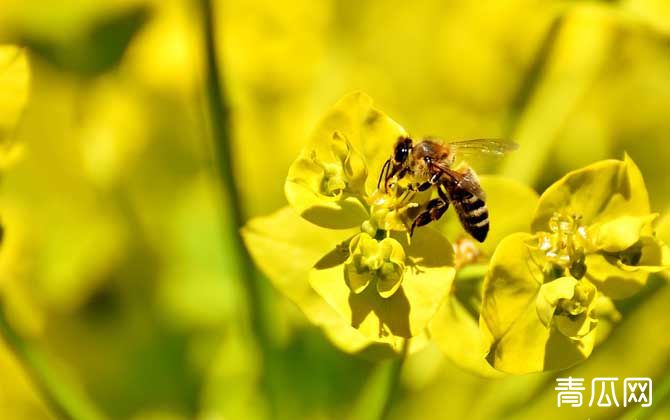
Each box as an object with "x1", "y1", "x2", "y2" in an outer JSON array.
[
  {"x1": 378, "y1": 341, "x2": 408, "y2": 420},
  {"x1": 198, "y1": 0, "x2": 275, "y2": 414},
  {"x1": 0, "y1": 304, "x2": 106, "y2": 420},
  {"x1": 350, "y1": 340, "x2": 408, "y2": 420}
]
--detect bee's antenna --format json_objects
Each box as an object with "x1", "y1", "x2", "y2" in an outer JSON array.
[{"x1": 378, "y1": 159, "x2": 390, "y2": 190}]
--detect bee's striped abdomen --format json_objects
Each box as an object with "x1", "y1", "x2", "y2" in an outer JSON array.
[{"x1": 451, "y1": 189, "x2": 489, "y2": 242}]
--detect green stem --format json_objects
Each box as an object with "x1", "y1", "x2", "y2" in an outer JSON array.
[
  {"x1": 351, "y1": 341, "x2": 408, "y2": 420},
  {"x1": 0, "y1": 305, "x2": 106, "y2": 420},
  {"x1": 378, "y1": 342, "x2": 408, "y2": 420},
  {"x1": 454, "y1": 263, "x2": 488, "y2": 283},
  {"x1": 503, "y1": 15, "x2": 564, "y2": 138},
  {"x1": 198, "y1": 0, "x2": 275, "y2": 415},
  {"x1": 500, "y1": 14, "x2": 565, "y2": 185},
  {"x1": 453, "y1": 263, "x2": 488, "y2": 321}
]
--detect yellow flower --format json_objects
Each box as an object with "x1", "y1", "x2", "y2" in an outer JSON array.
[
  {"x1": 481, "y1": 155, "x2": 669, "y2": 374},
  {"x1": 344, "y1": 233, "x2": 405, "y2": 298},
  {"x1": 536, "y1": 276, "x2": 598, "y2": 338},
  {"x1": 532, "y1": 155, "x2": 669, "y2": 298},
  {"x1": 243, "y1": 93, "x2": 456, "y2": 355},
  {"x1": 429, "y1": 175, "x2": 539, "y2": 378}
]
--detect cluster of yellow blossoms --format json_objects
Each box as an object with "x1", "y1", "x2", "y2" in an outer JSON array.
[{"x1": 244, "y1": 93, "x2": 669, "y2": 373}]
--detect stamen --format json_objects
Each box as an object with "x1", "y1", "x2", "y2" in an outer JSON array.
[{"x1": 539, "y1": 212, "x2": 590, "y2": 277}]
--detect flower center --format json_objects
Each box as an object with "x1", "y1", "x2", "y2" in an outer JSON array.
[
  {"x1": 554, "y1": 280, "x2": 597, "y2": 338},
  {"x1": 344, "y1": 233, "x2": 406, "y2": 298},
  {"x1": 363, "y1": 186, "x2": 421, "y2": 234},
  {"x1": 316, "y1": 159, "x2": 346, "y2": 196},
  {"x1": 301, "y1": 131, "x2": 368, "y2": 199},
  {"x1": 538, "y1": 212, "x2": 589, "y2": 279}
]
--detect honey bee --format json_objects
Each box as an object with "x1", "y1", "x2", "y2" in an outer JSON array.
[{"x1": 378, "y1": 137, "x2": 518, "y2": 242}]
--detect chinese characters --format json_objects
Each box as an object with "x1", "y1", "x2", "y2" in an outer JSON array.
[{"x1": 555, "y1": 377, "x2": 652, "y2": 408}]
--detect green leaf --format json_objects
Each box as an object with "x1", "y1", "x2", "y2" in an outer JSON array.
[
  {"x1": 532, "y1": 155, "x2": 650, "y2": 232},
  {"x1": 480, "y1": 233, "x2": 595, "y2": 373},
  {"x1": 19, "y1": 6, "x2": 149, "y2": 77},
  {"x1": 310, "y1": 228, "x2": 454, "y2": 342},
  {"x1": 285, "y1": 92, "x2": 408, "y2": 229}
]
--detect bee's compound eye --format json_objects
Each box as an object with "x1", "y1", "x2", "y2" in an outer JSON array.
[
  {"x1": 394, "y1": 145, "x2": 409, "y2": 163},
  {"x1": 394, "y1": 138, "x2": 413, "y2": 163},
  {"x1": 423, "y1": 156, "x2": 432, "y2": 164}
]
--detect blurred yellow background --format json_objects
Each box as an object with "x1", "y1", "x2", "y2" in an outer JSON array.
[{"x1": 0, "y1": 0, "x2": 668, "y2": 419}]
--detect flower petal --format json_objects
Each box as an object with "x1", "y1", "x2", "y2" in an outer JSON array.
[
  {"x1": 345, "y1": 263, "x2": 371, "y2": 295},
  {"x1": 285, "y1": 92, "x2": 408, "y2": 228},
  {"x1": 592, "y1": 295, "x2": 621, "y2": 345},
  {"x1": 375, "y1": 238, "x2": 406, "y2": 298},
  {"x1": 480, "y1": 233, "x2": 541, "y2": 340},
  {"x1": 536, "y1": 276, "x2": 577, "y2": 328},
  {"x1": 532, "y1": 155, "x2": 650, "y2": 232},
  {"x1": 242, "y1": 206, "x2": 357, "y2": 326},
  {"x1": 429, "y1": 296, "x2": 505, "y2": 378},
  {"x1": 285, "y1": 149, "x2": 369, "y2": 229},
  {"x1": 590, "y1": 214, "x2": 658, "y2": 253},
  {"x1": 481, "y1": 233, "x2": 595, "y2": 373},
  {"x1": 376, "y1": 262, "x2": 404, "y2": 298},
  {"x1": 0, "y1": 45, "x2": 30, "y2": 168},
  {"x1": 555, "y1": 312, "x2": 594, "y2": 338},
  {"x1": 310, "y1": 228, "x2": 454, "y2": 341},
  {"x1": 584, "y1": 253, "x2": 648, "y2": 299},
  {"x1": 617, "y1": 236, "x2": 670, "y2": 273},
  {"x1": 243, "y1": 207, "x2": 412, "y2": 356}
]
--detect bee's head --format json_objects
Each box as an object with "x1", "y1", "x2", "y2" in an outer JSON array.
[
  {"x1": 392, "y1": 137, "x2": 413, "y2": 165},
  {"x1": 378, "y1": 137, "x2": 414, "y2": 191}
]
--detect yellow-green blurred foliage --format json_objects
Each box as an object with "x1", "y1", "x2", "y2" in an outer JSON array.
[{"x1": 0, "y1": 0, "x2": 668, "y2": 419}]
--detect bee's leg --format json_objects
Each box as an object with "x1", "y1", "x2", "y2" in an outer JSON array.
[
  {"x1": 429, "y1": 172, "x2": 442, "y2": 185},
  {"x1": 417, "y1": 182, "x2": 432, "y2": 191},
  {"x1": 396, "y1": 167, "x2": 409, "y2": 181},
  {"x1": 410, "y1": 198, "x2": 449, "y2": 236},
  {"x1": 437, "y1": 183, "x2": 450, "y2": 202},
  {"x1": 407, "y1": 182, "x2": 430, "y2": 192}
]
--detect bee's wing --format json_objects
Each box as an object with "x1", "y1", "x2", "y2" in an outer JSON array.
[
  {"x1": 432, "y1": 162, "x2": 489, "y2": 242},
  {"x1": 447, "y1": 138, "x2": 518, "y2": 157},
  {"x1": 424, "y1": 138, "x2": 517, "y2": 171},
  {"x1": 430, "y1": 161, "x2": 486, "y2": 200},
  {"x1": 455, "y1": 166, "x2": 486, "y2": 200}
]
